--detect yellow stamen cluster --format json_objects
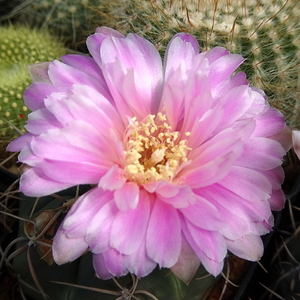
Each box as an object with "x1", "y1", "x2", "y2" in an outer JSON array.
[{"x1": 124, "y1": 113, "x2": 191, "y2": 184}]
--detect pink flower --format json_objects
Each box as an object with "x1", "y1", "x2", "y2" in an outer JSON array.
[{"x1": 8, "y1": 27, "x2": 291, "y2": 282}]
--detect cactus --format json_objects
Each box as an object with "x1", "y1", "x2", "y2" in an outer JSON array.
[
  {"x1": 0, "y1": 186, "x2": 221, "y2": 300},
  {"x1": 0, "y1": 25, "x2": 67, "y2": 139},
  {"x1": 5, "y1": 1, "x2": 300, "y2": 127},
  {"x1": 1, "y1": 0, "x2": 102, "y2": 49},
  {"x1": 89, "y1": 0, "x2": 300, "y2": 129}
]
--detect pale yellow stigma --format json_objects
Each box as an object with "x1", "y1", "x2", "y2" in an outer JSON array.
[{"x1": 124, "y1": 113, "x2": 191, "y2": 184}]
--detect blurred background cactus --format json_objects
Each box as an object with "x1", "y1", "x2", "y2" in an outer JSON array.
[
  {"x1": 0, "y1": 25, "x2": 66, "y2": 139},
  {"x1": 0, "y1": 0, "x2": 100, "y2": 50}
]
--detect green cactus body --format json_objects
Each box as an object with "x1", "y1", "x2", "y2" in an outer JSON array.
[
  {"x1": 92, "y1": 0, "x2": 300, "y2": 128},
  {"x1": 0, "y1": 26, "x2": 66, "y2": 139}
]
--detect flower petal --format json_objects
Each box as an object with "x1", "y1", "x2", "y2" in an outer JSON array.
[
  {"x1": 93, "y1": 253, "x2": 114, "y2": 280},
  {"x1": 226, "y1": 234, "x2": 264, "y2": 261},
  {"x1": 124, "y1": 241, "x2": 157, "y2": 278},
  {"x1": 62, "y1": 188, "x2": 112, "y2": 238},
  {"x1": 102, "y1": 248, "x2": 128, "y2": 277},
  {"x1": 146, "y1": 199, "x2": 181, "y2": 267},
  {"x1": 87, "y1": 200, "x2": 118, "y2": 254},
  {"x1": 52, "y1": 228, "x2": 88, "y2": 265},
  {"x1": 99, "y1": 33, "x2": 163, "y2": 119},
  {"x1": 114, "y1": 182, "x2": 140, "y2": 210},
  {"x1": 179, "y1": 195, "x2": 225, "y2": 231},
  {"x1": 170, "y1": 235, "x2": 200, "y2": 284},
  {"x1": 99, "y1": 165, "x2": 126, "y2": 191},
  {"x1": 110, "y1": 191, "x2": 150, "y2": 255},
  {"x1": 19, "y1": 167, "x2": 72, "y2": 197}
]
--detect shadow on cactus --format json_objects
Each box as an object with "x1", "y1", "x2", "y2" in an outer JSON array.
[{"x1": 0, "y1": 25, "x2": 66, "y2": 140}]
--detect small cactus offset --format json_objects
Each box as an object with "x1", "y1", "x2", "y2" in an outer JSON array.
[
  {"x1": 91, "y1": 0, "x2": 300, "y2": 128},
  {"x1": 0, "y1": 25, "x2": 67, "y2": 139}
]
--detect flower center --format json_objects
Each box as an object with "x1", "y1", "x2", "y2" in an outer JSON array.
[{"x1": 124, "y1": 113, "x2": 191, "y2": 184}]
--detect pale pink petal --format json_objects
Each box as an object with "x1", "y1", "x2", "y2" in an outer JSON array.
[
  {"x1": 226, "y1": 234, "x2": 264, "y2": 261},
  {"x1": 99, "y1": 165, "x2": 126, "y2": 191},
  {"x1": 100, "y1": 33, "x2": 163, "y2": 118},
  {"x1": 146, "y1": 199, "x2": 181, "y2": 267},
  {"x1": 40, "y1": 160, "x2": 107, "y2": 185},
  {"x1": 267, "y1": 188, "x2": 285, "y2": 211},
  {"x1": 170, "y1": 235, "x2": 200, "y2": 284},
  {"x1": 164, "y1": 33, "x2": 199, "y2": 81},
  {"x1": 6, "y1": 134, "x2": 32, "y2": 152},
  {"x1": 181, "y1": 218, "x2": 224, "y2": 276},
  {"x1": 86, "y1": 27, "x2": 124, "y2": 67},
  {"x1": 93, "y1": 253, "x2": 114, "y2": 280},
  {"x1": 162, "y1": 34, "x2": 205, "y2": 129},
  {"x1": 60, "y1": 54, "x2": 106, "y2": 84},
  {"x1": 206, "y1": 47, "x2": 244, "y2": 88},
  {"x1": 62, "y1": 188, "x2": 112, "y2": 238},
  {"x1": 272, "y1": 125, "x2": 292, "y2": 152},
  {"x1": 48, "y1": 60, "x2": 109, "y2": 96},
  {"x1": 114, "y1": 182, "x2": 139, "y2": 211},
  {"x1": 87, "y1": 201, "x2": 118, "y2": 253},
  {"x1": 179, "y1": 195, "x2": 225, "y2": 231},
  {"x1": 52, "y1": 228, "x2": 88, "y2": 264},
  {"x1": 184, "y1": 105, "x2": 223, "y2": 149},
  {"x1": 186, "y1": 222, "x2": 227, "y2": 263},
  {"x1": 219, "y1": 166, "x2": 272, "y2": 202},
  {"x1": 124, "y1": 241, "x2": 157, "y2": 278},
  {"x1": 28, "y1": 62, "x2": 51, "y2": 83},
  {"x1": 213, "y1": 85, "x2": 262, "y2": 132},
  {"x1": 110, "y1": 191, "x2": 150, "y2": 255},
  {"x1": 182, "y1": 152, "x2": 237, "y2": 188},
  {"x1": 19, "y1": 168, "x2": 72, "y2": 197},
  {"x1": 180, "y1": 74, "x2": 214, "y2": 137},
  {"x1": 252, "y1": 107, "x2": 285, "y2": 137},
  {"x1": 211, "y1": 71, "x2": 248, "y2": 99},
  {"x1": 24, "y1": 82, "x2": 59, "y2": 110},
  {"x1": 235, "y1": 137, "x2": 285, "y2": 170},
  {"x1": 142, "y1": 181, "x2": 168, "y2": 193},
  {"x1": 156, "y1": 185, "x2": 195, "y2": 208},
  {"x1": 25, "y1": 108, "x2": 62, "y2": 134},
  {"x1": 160, "y1": 81, "x2": 185, "y2": 130},
  {"x1": 102, "y1": 248, "x2": 128, "y2": 277},
  {"x1": 199, "y1": 184, "x2": 273, "y2": 223}
]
